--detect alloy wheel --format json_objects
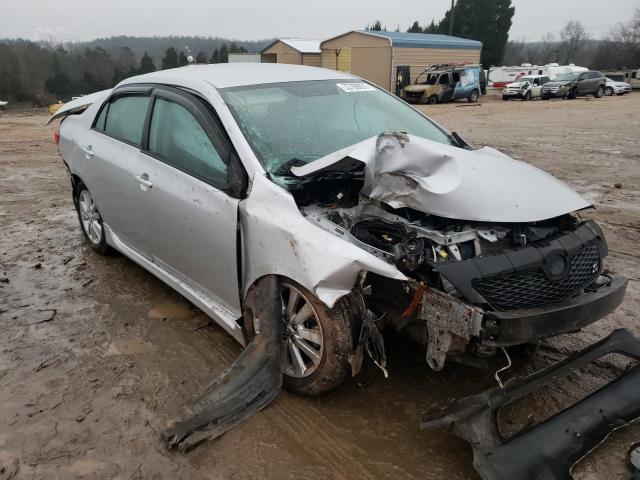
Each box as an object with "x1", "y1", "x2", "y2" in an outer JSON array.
[
  {"x1": 78, "y1": 189, "x2": 102, "y2": 245},
  {"x1": 281, "y1": 283, "x2": 324, "y2": 378}
]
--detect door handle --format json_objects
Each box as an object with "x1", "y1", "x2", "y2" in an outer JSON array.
[
  {"x1": 135, "y1": 173, "x2": 153, "y2": 189},
  {"x1": 82, "y1": 145, "x2": 94, "y2": 157}
]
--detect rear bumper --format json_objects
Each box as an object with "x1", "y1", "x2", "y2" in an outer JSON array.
[{"x1": 482, "y1": 275, "x2": 627, "y2": 346}]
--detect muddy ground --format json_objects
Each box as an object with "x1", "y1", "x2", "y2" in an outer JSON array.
[{"x1": 0, "y1": 93, "x2": 638, "y2": 479}]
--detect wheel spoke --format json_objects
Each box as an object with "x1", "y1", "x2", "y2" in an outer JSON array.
[
  {"x1": 296, "y1": 327, "x2": 322, "y2": 346},
  {"x1": 91, "y1": 221, "x2": 102, "y2": 241},
  {"x1": 294, "y1": 337, "x2": 321, "y2": 366},
  {"x1": 291, "y1": 302, "x2": 313, "y2": 325},
  {"x1": 288, "y1": 339, "x2": 306, "y2": 376},
  {"x1": 286, "y1": 289, "x2": 300, "y2": 318}
]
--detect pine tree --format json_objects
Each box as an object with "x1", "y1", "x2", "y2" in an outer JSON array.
[
  {"x1": 139, "y1": 52, "x2": 156, "y2": 73},
  {"x1": 407, "y1": 21, "x2": 423, "y2": 33},
  {"x1": 219, "y1": 43, "x2": 229, "y2": 63},
  {"x1": 161, "y1": 47, "x2": 178, "y2": 69},
  {"x1": 195, "y1": 51, "x2": 207, "y2": 63},
  {"x1": 434, "y1": 0, "x2": 515, "y2": 67},
  {"x1": 209, "y1": 48, "x2": 220, "y2": 63},
  {"x1": 177, "y1": 51, "x2": 189, "y2": 66}
]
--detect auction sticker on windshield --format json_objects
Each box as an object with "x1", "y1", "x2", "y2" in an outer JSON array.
[{"x1": 337, "y1": 83, "x2": 376, "y2": 93}]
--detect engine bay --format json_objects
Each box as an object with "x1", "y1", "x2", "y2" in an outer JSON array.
[{"x1": 293, "y1": 176, "x2": 579, "y2": 303}]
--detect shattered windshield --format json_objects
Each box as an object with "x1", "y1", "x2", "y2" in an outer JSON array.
[{"x1": 221, "y1": 80, "x2": 454, "y2": 175}]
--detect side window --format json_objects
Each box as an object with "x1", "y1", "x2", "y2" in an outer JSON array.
[
  {"x1": 94, "y1": 103, "x2": 108, "y2": 131},
  {"x1": 451, "y1": 72, "x2": 461, "y2": 83},
  {"x1": 102, "y1": 95, "x2": 149, "y2": 145},
  {"x1": 148, "y1": 97, "x2": 228, "y2": 188},
  {"x1": 439, "y1": 74, "x2": 449, "y2": 84},
  {"x1": 533, "y1": 78, "x2": 540, "y2": 86}
]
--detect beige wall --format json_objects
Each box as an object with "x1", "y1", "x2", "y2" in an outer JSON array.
[
  {"x1": 262, "y1": 41, "x2": 302, "y2": 64},
  {"x1": 392, "y1": 47, "x2": 481, "y2": 84},
  {"x1": 301, "y1": 53, "x2": 321, "y2": 67},
  {"x1": 321, "y1": 32, "x2": 392, "y2": 90}
]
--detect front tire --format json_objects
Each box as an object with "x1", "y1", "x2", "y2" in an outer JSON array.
[
  {"x1": 74, "y1": 181, "x2": 111, "y2": 255},
  {"x1": 523, "y1": 91, "x2": 531, "y2": 101},
  {"x1": 605, "y1": 86, "x2": 614, "y2": 96},
  {"x1": 468, "y1": 89, "x2": 479, "y2": 103},
  {"x1": 427, "y1": 95, "x2": 438, "y2": 105},
  {"x1": 244, "y1": 279, "x2": 361, "y2": 396},
  {"x1": 567, "y1": 88, "x2": 578, "y2": 100}
]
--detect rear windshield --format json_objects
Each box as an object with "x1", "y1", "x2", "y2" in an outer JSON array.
[{"x1": 221, "y1": 80, "x2": 455, "y2": 175}]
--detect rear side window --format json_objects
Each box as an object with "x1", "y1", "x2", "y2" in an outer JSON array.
[
  {"x1": 97, "y1": 95, "x2": 149, "y2": 146},
  {"x1": 148, "y1": 98, "x2": 228, "y2": 187}
]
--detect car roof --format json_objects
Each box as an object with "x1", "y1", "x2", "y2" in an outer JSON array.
[
  {"x1": 519, "y1": 74, "x2": 548, "y2": 78},
  {"x1": 119, "y1": 63, "x2": 356, "y2": 89}
]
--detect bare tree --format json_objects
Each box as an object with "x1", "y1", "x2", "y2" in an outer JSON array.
[{"x1": 560, "y1": 21, "x2": 589, "y2": 64}]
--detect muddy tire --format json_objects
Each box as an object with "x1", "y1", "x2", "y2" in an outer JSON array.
[
  {"x1": 73, "y1": 181, "x2": 111, "y2": 255},
  {"x1": 468, "y1": 89, "x2": 479, "y2": 103},
  {"x1": 244, "y1": 279, "x2": 361, "y2": 396},
  {"x1": 605, "y1": 86, "x2": 614, "y2": 96},
  {"x1": 594, "y1": 85, "x2": 604, "y2": 98},
  {"x1": 427, "y1": 95, "x2": 438, "y2": 105}
]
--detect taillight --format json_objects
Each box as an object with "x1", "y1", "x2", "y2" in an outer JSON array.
[{"x1": 54, "y1": 129, "x2": 60, "y2": 145}]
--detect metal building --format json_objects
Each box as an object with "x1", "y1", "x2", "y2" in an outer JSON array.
[
  {"x1": 261, "y1": 39, "x2": 322, "y2": 67},
  {"x1": 320, "y1": 30, "x2": 482, "y2": 94}
]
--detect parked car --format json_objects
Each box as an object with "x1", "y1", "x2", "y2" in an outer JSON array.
[
  {"x1": 502, "y1": 74, "x2": 551, "y2": 100},
  {"x1": 49, "y1": 64, "x2": 626, "y2": 399},
  {"x1": 541, "y1": 70, "x2": 606, "y2": 99},
  {"x1": 604, "y1": 77, "x2": 632, "y2": 95},
  {"x1": 403, "y1": 65, "x2": 481, "y2": 104}
]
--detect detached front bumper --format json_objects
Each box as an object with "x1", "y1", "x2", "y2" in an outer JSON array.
[
  {"x1": 422, "y1": 328, "x2": 640, "y2": 480},
  {"x1": 482, "y1": 275, "x2": 628, "y2": 347}
]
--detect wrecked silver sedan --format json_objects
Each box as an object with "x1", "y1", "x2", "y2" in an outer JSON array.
[{"x1": 49, "y1": 64, "x2": 630, "y2": 455}]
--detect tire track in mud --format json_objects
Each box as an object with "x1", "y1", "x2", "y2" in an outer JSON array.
[{"x1": 268, "y1": 398, "x2": 381, "y2": 480}]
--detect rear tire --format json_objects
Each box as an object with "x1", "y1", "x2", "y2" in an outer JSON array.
[
  {"x1": 73, "y1": 181, "x2": 111, "y2": 255},
  {"x1": 594, "y1": 85, "x2": 604, "y2": 98}
]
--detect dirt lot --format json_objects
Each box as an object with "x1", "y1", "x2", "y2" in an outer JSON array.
[{"x1": 1, "y1": 93, "x2": 639, "y2": 479}]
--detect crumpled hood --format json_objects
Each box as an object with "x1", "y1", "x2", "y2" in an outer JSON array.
[
  {"x1": 291, "y1": 133, "x2": 591, "y2": 223},
  {"x1": 505, "y1": 81, "x2": 528, "y2": 88}
]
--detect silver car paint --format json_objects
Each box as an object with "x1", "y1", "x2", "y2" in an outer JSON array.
[
  {"x1": 292, "y1": 133, "x2": 591, "y2": 223},
  {"x1": 56, "y1": 65, "x2": 587, "y2": 349}
]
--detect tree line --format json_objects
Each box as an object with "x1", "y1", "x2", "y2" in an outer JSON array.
[{"x1": 0, "y1": 37, "x2": 268, "y2": 106}]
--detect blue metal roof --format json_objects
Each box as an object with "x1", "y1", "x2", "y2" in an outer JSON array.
[{"x1": 358, "y1": 30, "x2": 482, "y2": 50}]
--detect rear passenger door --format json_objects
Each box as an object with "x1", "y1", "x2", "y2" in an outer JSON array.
[
  {"x1": 83, "y1": 89, "x2": 151, "y2": 252},
  {"x1": 135, "y1": 87, "x2": 246, "y2": 325}
]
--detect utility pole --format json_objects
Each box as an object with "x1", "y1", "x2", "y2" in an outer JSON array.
[{"x1": 449, "y1": 0, "x2": 455, "y2": 36}]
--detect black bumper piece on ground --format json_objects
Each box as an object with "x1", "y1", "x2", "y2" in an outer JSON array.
[
  {"x1": 422, "y1": 328, "x2": 640, "y2": 480},
  {"x1": 482, "y1": 275, "x2": 628, "y2": 346}
]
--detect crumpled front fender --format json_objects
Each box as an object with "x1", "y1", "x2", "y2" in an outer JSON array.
[{"x1": 240, "y1": 175, "x2": 406, "y2": 308}]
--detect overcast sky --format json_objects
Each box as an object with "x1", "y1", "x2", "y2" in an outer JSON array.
[{"x1": 1, "y1": 0, "x2": 637, "y2": 43}]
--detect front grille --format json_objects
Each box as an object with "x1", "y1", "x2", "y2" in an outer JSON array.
[{"x1": 473, "y1": 241, "x2": 601, "y2": 311}]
